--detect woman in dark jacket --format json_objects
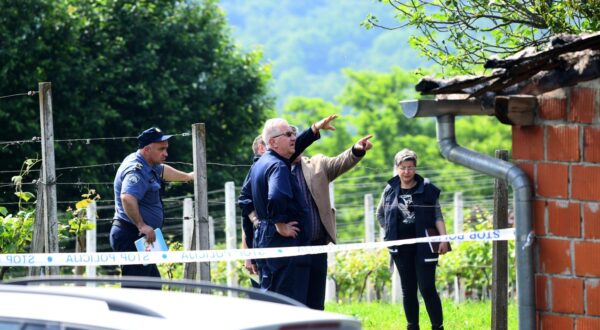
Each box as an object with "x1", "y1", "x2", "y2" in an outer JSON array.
[{"x1": 376, "y1": 148, "x2": 449, "y2": 330}]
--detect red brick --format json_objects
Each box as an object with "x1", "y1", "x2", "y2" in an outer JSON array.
[
  {"x1": 547, "y1": 125, "x2": 580, "y2": 161},
  {"x1": 583, "y1": 203, "x2": 600, "y2": 239},
  {"x1": 575, "y1": 241, "x2": 600, "y2": 276},
  {"x1": 569, "y1": 88, "x2": 595, "y2": 124},
  {"x1": 576, "y1": 317, "x2": 600, "y2": 330},
  {"x1": 512, "y1": 126, "x2": 544, "y2": 160},
  {"x1": 586, "y1": 279, "x2": 600, "y2": 316},
  {"x1": 539, "y1": 238, "x2": 572, "y2": 274},
  {"x1": 540, "y1": 97, "x2": 568, "y2": 120},
  {"x1": 572, "y1": 165, "x2": 600, "y2": 201},
  {"x1": 536, "y1": 274, "x2": 549, "y2": 310},
  {"x1": 548, "y1": 201, "x2": 581, "y2": 238},
  {"x1": 517, "y1": 162, "x2": 535, "y2": 183},
  {"x1": 584, "y1": 127, "x2": 600, "y2": 163},
  {"x1": 537, "y1": 163, "x2": 569, "y2": 198},
  {"x1": 540, "y1": 314, "x2": 573, "y2": 330},
  {"x1": 552, "y1": 277, "x2": 584, "y2": 314},
  {"x1": 534, "y1": 200, "x2": 547, "y2": 235}
]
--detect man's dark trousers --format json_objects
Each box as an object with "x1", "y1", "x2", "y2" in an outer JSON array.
[
  {"x1": 257, "y1": 222, "x2": 310, "y2": 305},
  {"x1": 109, "y1": 220, "x2": 161, "y2": 288},
  {"x1": 306, "y1": 251, "x2": 328, "y2": 310}
]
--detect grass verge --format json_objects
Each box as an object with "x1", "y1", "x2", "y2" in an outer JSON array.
[{"x1": 326, "y1": 299, "x2": 517, "y2": 330}]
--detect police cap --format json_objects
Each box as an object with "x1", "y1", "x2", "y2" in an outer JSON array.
[{"x1": 137, "y1": 127, "x2": 172, "y2": 149}]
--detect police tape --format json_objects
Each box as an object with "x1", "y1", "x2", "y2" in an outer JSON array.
[{"x1": 0, "y1": 228, "x2": 514, "y2": 267}]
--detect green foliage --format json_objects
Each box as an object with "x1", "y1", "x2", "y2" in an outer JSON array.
[
  {"x1": 330, "y1": 249, "x2": 391, "y2": 302},
  {"x1": 283, "y1": 97, "x2": 351, "y2": 157},
  {"x1": 59, "y1": 189, "x2": 100, "y2": 269},
  {"x1": 62, "y1": 190, "x2": 100, "y2": 237},
  {"x1": 159, "y1": 241, "x2": 184, "y2": 280},
  {"x1": 0, "y1": 209, "x2": 35, "y2": 257},
  {"x1": 326, "y1": 299, "x2": 518, "y2": 330},
  {"x1": 0, "y1": 159, "x2": 40, "y2": 280},
  {"x1": 210, "y1": 258, "x2": 256, "y2": 289},
  {"x1": 438, "y1": 220, "x2": 516, "y2": 299},
  {"x1": 366, "y1": 0, "x2": 600, "y2": 74},
  {"x1": 0, "y1": 0, "x2": 273, "y2": 205}
]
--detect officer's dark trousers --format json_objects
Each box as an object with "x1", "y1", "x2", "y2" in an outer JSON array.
[
  {"x1": 110, "y1": 221, "x2": 161, "y2": 289},
  {"x1": 392, "y1": 248, "x2": 443, "y2": 330},
  {"x1": 305, "y1": 252, "x2": 328, "y2": 310}
]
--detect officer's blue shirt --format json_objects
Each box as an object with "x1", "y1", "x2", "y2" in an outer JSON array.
[{"x1": 113, "y1": 151, "x2": 164, "y2": 229}]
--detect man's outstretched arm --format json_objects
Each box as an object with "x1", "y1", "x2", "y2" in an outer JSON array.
[{"x1": 163, "y1": 164, "x2": 193, "y2": 182}]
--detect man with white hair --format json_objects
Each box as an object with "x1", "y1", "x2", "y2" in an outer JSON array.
[
  {"x1": 239, "y1": 117, "x2": 335, "y2": 303},
  {"x1": 240, "y1": 117, "x2": 335, "y2": 276}
]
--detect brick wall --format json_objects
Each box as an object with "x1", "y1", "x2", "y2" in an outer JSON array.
[{"x1": 512, "y1": 80, "x2": 600, "y2": 329}]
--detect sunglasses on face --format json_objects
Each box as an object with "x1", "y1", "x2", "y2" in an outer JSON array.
[{"x1": 272, "y1": 130, "x2": 296, "y2": 139}]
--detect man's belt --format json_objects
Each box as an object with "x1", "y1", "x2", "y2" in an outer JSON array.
[{"x1": 112, "y1": 218, "x2": 138, "y2": 232}]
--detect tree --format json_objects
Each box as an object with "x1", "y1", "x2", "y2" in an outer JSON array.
[
  {"x1": 364, "y1": 0, "x2": 600, "y2": 74},
  {"x1": 0, "y1": 0, "x2": 273, "y2": 207},
  {"x1": 283, "y1": 97, "x2": 352, "y2": 157}
]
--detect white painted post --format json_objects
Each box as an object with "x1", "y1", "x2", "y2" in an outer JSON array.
[
  {"x1": 454, "y1": 192, "x2": 464, "y2": 234},
  {"x1": 364, "y1": 194, "x2": 376, "y2": 302},
  {"x1": 209, "y1": 216, "x2": 215, "y2": 250},
  {"x1": 364, "y1": 194, "x2": 375, "y2": 243},
  {"x1": 85, "y1": 201, "x2": 97, "y2": 279},
  {"x1": 325, "y1": 182, "x2": 336, "y2": 302},
  {"x1": 225, "y1": 182, "x2": 238, "y2": 294},
  {"x1": 183, "y1": 198, "x2": 193, "y2": 250}
]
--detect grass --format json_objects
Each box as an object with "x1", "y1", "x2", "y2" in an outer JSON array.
[{"x1": 325, "y1": 299, "x2": 517, "y2": 330}]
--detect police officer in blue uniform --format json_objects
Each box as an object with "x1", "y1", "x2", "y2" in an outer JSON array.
[{"x1": 110, "y1": 127, "x2": 193, "y2": 282}]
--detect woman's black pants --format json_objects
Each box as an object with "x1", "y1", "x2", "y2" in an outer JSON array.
[{"x1": 392, "y1": 249, "x2": 443, "y2": 329}]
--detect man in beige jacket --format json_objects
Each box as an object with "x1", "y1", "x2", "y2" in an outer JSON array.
[{"x1": 291, "y1": 134, "x2": 373, "y2": 309}]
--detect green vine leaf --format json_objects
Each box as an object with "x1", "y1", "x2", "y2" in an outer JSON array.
[{"x1": 14, "y1": 191, "x2": 34, "y2": 202}]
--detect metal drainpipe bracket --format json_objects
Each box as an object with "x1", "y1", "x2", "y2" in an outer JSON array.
[{"x1": 523, "y1": 231, "x2": 535, "y2": 250}]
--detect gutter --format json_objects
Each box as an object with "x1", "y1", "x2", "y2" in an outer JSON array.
[{"x1": 400, "y1": 99, "x2": 535, "y2": 330}]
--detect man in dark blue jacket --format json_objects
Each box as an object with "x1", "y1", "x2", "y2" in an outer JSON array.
[{"x1": 238, "y1": 116, "x2": 335, "y2": 304}]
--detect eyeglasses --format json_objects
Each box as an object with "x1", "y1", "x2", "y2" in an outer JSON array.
[
  {"x1": 398, "y1": 166, "x2": 416, "y2": 172},
  {"x1": 272, "y1": 130, "x2": 296, "y2": 139}
]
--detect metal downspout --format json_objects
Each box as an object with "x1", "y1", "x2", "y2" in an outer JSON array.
[{"x1": 436, "y1": 114, "x2": 535, "y2": 330}]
